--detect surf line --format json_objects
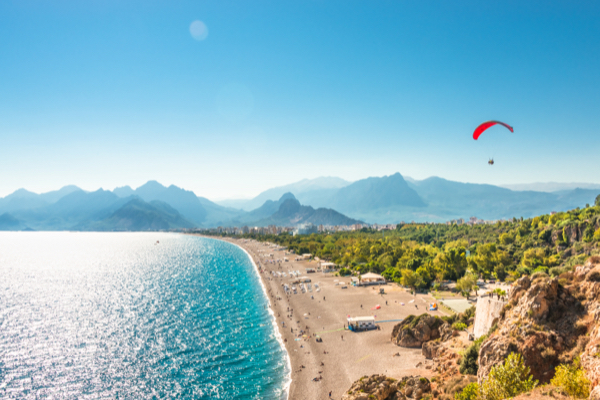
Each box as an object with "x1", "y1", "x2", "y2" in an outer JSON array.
[{"x1": 232, "y1": 241, "x2": 293, "y2": 400}]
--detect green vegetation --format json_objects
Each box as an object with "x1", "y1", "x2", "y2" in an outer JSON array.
[
  {"x1": 229, "y1": 204, "x2": 600, "y2": 287},
  {"x1": 479, "y1": 353, "x2": 537, "y2": 400},
  {"x1": 454, "y1": 383, "x2": 479, "y2": 400},
  {"x1": 457, "y1": 353, "x2": 537, "y2": 400},
  {"x1": 459, "y1": 334, "x2": 487, "y2": 375},
  {"x1": 452, "y1": 322, "x2": 467, "y2": 331},
  {"x1": 550, "y1": 358, "x2": 590, "y2": 398},
  {"x1": 456, "y1": 273, "x2": 478, "y2": 299}
]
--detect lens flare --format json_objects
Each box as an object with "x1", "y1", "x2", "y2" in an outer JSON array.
[{"x1": 189, "y1": 20, "x2": 208, "y2": 41}]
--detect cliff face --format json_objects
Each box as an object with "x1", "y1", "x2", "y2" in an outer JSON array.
[
  {"x1": 478, "y1": 257, "x2": 600, "y2": 393},
  {"x1": 574, "y1": 263, "x2": 600, "y2": 399},
  {"x1": 473, "y1": 296, "x2": 506, "y2": 339}
]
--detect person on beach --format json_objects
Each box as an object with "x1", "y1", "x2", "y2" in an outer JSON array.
[{"x1": 329, "y1": 391, "x2": 332, "y2": 398}]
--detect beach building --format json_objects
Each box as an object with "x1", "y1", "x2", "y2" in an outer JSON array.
[
  {"x1": 319, "y1": 261, "x2": 337, "y2": 273},
  {"x1": 359, "y1": 272, "x2": 386, "y2": 285},
  {"x1": 347, "y1": 316, "x2": 377, "y2": 331}
]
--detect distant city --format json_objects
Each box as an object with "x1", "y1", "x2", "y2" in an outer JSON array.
[{"x1": 192, "y1": 215, "x2": 507, "y2": 237}]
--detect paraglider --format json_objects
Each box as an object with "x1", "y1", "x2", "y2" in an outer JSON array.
[
  {"x1": 473, "y1": 120, "x2": 513, "y2": 140},
  {"x1": 473, "y1": 121, "x2": 513, "y2": 165}
]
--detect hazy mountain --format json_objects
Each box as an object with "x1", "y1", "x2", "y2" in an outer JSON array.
[
  {"x1": 246, "y1": 192, "x2": 297, "y2": 220},
  {"x1": 220, "y1": 176, "x2": 351, "y2": 211},
  {"x1": 8, "y1": 189, "x2": 131, "y2": 230},
  {"x1": 0, "y1": 189, "x2": 48, "y2": 213},
  {"x1": 127, "y1": 181, "x2": 207, "y2": 224},
  {"x1": 402, "y1": 177, "x2": 600, "y2": 223},
  {"x1": 3, "y1": 175, "x2": 599, "y2": 230},
  {"x1": 113, "y1": 185, "x2": 135, "y2": 197},
  {"x1": 111, "y1": 180, "x2": 245, "y2": 227},
  {"x1": 252, "y1": 196, "x2": 361, "y2": 227},
  {"x1": 500, "y1": 182, "x2": 600, "y2": 193},
  {"x1": 0, "y1": 213, "x2": 31, "y2": 231},
  {"x1": 328, "y1": 173, "x2": 425, "y2": 212},
  {"x1": 0, "y1": 185, "x2": 83, "y2": 215},
  {"x1": 196, "y1": 196, "x2": 246, "y2": 227},
  {"x1": 38, "y1": 185, "x2": 83, "y2": 203},
  {"x1": 221, "y1": 193, "x2": 299, "y2": 227},
  {"x1": 76, "y1": 198, "x2": 195, "y2": 231},
  {"x1": 233, "y1": 174, "x2": 600, "y2": 224}
]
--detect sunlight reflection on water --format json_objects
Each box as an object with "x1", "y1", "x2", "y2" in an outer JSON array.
[{"x1": 0, "y1": 232, "x2": 288, "y2": 399}]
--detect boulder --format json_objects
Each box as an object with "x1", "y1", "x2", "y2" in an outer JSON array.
[
  {"x1": 422, "y1": 340, "x2": 440, "y2": 359},
  {"x1": 391, "y1": 314, "x2": 449, "y2": 348},
  {"x1": 342, "y1": 375, "x2": 431, "y2": 400}
]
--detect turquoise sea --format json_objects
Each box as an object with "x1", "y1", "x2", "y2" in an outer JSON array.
[{"x1": 0, "y1": 232, "x2": 290, "y2": 399}]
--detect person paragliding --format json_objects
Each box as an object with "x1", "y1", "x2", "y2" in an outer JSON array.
[{"x1": 473, "y1": 121, "x2": 513, "y2": 165}]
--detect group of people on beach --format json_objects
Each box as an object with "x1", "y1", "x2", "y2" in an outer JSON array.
[{"x1": 249, "y1": 241, "x2": 336, "y2": 398}]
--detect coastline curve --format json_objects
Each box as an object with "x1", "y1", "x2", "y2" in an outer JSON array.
[{"x1": 225, "y1": 238, "x2": 292, "y2": 400}]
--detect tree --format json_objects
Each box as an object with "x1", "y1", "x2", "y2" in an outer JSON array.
[
  {"x1": 596, "y1": 194, "x2": 600, "y2": 207},
  {"x1": 456, "y1": 273, "x2": 478, "y2": 299},
  {"x1": 479, "y1": 352, "x2": 537, "y2": 400},
  {"x1": 400, "y1": 269, "x2": 423, "y2": 293},
  {"x1": 550, "y1": 358, "x2": 590, "y2": 398}
]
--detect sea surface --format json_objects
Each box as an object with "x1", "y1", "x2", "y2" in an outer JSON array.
[{"x1": 0, "y1": 232, "x2": 290, "y2": 399}]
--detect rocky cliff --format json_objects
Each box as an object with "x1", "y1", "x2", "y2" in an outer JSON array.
[
  {"x1": 473, "y1": 296, "x2": 506, "y2": 339},
  {"x1": 477, "y1": 256, "x2": 600, "y2": 394}
]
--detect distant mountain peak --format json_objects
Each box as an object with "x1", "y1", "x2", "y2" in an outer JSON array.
[
  {"x1": 113, "y1": 185, "x2": 135, "y2": 198},
  {"x1": 8, "y1": 188, "x2": 38, "y2": 198},
  {"x1": 276, "y1": 198, "x2": 301, "y2": 217},
  {"x1": 137, "y1": 180, "x2": 167, "y2": 191},
  {"x1": 279, "y1": 192, "x2": 296, "y2": 201}
]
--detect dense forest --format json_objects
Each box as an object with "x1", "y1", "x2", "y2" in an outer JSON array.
[{"x1": 221, "y1": 196, "x2": 600, "y2": 291}]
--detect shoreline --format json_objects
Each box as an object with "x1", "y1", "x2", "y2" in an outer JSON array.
[
  {"x1": 199, "y1": 235, "x2": 446, "y2": 399},
  {"x1": 235, "y1": 242, "x2": 293, "y2": 400}
]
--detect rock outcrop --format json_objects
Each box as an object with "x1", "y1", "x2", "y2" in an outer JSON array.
[
  {"x1": 342, "y1": 375, "x2": 431, "y2": 400},
  {"x1": 473, "y1": 295, "x2": 506, "y2": 339},
  {"x1": 477, "y1": 275, "x2": 585, "y2": 384},
  {"x1": 391, "y1": 314, "x2": 451, "y2": 348}
]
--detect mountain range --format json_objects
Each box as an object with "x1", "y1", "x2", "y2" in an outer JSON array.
[
  {"x1": 0, "y1": 182, "x2": 360, "y2": 231},
  {"x1": 1, "y1": 174, "x2": 599, "y2": 231}
]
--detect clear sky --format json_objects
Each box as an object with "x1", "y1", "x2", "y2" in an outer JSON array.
[{"x1": 1, "y1": 0, "x2": 599, "y2": 200}]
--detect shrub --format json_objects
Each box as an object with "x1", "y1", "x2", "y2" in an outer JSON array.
[
  {"x1": 479, "y1": 352, "x2": 537, "y2": 400},
  {"x1": 459, "y1": 335, "x2": 487, "y2": 375},
  {"x1": 453, "y1": 322, "x2": 467, "y2": 331},
  {"x1": 454, "y1": 383, "x2": 479, "y2": 400},
  {"x1": 550, "y1": 358, "x2": 590, "y2": 398},
  {"x1": 531, "y1": 271, "x2": 549, "y2": 280}
]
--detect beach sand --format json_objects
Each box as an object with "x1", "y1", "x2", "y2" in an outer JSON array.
[{"x1": 212, "y1": 237, "x2": 448, "y2": 400}]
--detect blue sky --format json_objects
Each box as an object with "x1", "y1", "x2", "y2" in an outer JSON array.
[{"x1": 1, "y1": 0, "x2": 599, "y2": 199}]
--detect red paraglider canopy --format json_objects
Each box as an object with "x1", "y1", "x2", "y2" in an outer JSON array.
[{"x1": 473, "y1": 121, "x2": 514, "y2": 140}]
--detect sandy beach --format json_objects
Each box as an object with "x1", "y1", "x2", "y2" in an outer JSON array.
[{"x1": 208, "y1": 236, "x2": 448, "y2": 400}]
